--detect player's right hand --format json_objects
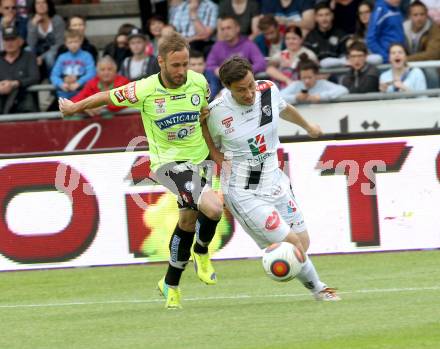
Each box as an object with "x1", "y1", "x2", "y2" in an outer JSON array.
[
  {"x1": 58, "y1": 98, "x2": 76, "y2": 117},
  {"x1": 200, "y1": 106, "x2": 210, "y2": 123}
]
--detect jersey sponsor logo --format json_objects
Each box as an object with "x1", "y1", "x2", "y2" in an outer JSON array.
[
  {"x1": 221, "y1": 116, "x2": 233, "y2": 128},
  {"x1": 167, "y1": 125, "x2": 196, "y2": 140},
  {"x1": 247, "y1": 151, "x2": 273, "y2": 166},
  {"x1": 155, "y1": 112, "x2": 199, "y2": 130},
  {"x1": 265, "y1": 211, "x2": 281, "y2": 231},
  {"x1": 170, "y1": 94, "x2": 186, "y2": 101},
  {"x1": 123, "y1": 82, "x2": 138, "y2": 104},
  {"x1": 114, "y1": 89, "x2": 125, "y2": 103},
  {"x1": 154, "y1": 98, "x2": 166, "y2": 113},
  {"x1": 256, "y1": 81, "x2": 273, "y2": 91},
  {"x1": 287, "y1": 200, "x2": 297, "y2": 213},
  {"x1": 191, "y1": 94, "x2": 200, "y2": 106},
  {"x1": 247, "y1": 134, "x2": 267, "y2": 156}
]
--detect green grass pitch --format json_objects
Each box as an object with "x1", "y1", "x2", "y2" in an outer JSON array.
[{"x1": 1, "y1": 250, "x2": 439, "y2": 349}]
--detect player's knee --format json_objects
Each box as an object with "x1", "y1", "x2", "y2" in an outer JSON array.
[
  {"x1": 205, "y1": 201, "x2": 223, "y2": 221},
  {"x1": 178, "y1": 218, "x2": 197, "y2": 232}
]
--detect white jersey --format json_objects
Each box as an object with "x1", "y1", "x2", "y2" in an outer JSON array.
[{"x1": 207, "y1": 80, "x2": 288, "y2": 196}]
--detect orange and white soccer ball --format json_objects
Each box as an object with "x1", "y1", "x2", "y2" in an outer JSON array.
[{"x1": 262, "y1": 242, "x2": 305, "y2": 282}]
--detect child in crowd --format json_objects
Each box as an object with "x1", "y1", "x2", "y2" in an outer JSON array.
[
  {"x1": 50, "y1": 29, "x2": 96, "y2": 99},
  {"x1": 56, "y1": 15, "x2": 98, "y2": 63},
  {"x1": 119, "y1": 27, "x2": 160, "y2": 81}
]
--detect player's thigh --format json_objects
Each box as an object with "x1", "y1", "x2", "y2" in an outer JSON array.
[
  {"x1": 275, "y1": 184, "x2": 307, "y2": 235},
  {"x1": 225, "y1": 194, "x2": 290, "y2": 248},
  {"x1": 155, "y1": 162, "x2": 206, "y2": 210}
]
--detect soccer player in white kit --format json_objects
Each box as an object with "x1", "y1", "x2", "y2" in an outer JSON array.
[{"x1": 204, "y1": 56, "x2": 340, "y2": 301}]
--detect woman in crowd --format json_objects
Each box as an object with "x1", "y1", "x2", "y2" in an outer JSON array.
[
  {"x1": 280, "y1": 53, "x2": 349, "y2": 104},
  {"x1": 379, "y1": 43, "x2": 427, "y2": 92},
  {"x1": 355, "y1": 0, "x2": 374, "y2": 39},
  {"x1": 27, "y1": 0, "x2": 65, "y2": 77},
  {"x1": 266, "y1": 25, "x2": 317, "y2": 88}
]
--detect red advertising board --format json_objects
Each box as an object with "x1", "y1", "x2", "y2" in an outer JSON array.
[{"x1": 0, "y1": 113, "x2": 146, "y2": 154}]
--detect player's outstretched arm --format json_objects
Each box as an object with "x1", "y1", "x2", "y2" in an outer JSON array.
[
  {"x1": 59, "y1": 91, "x2": 112, "y2": 117},
  {"x1": 280, "y1": 104, "x2": 322, "y2": 138}
]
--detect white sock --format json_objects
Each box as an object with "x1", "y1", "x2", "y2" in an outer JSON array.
[{"x1": 295, "y1": 256, "x2": 326, "y2": 294}]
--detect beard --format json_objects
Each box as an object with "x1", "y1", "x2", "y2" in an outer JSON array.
[{"x1": 162, "y1": 68, "x2": 187, "y2": 88}]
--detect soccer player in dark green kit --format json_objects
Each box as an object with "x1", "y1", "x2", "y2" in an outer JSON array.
[{"x1": 59, "y1": 32, "x2": 223, "y2": 309}]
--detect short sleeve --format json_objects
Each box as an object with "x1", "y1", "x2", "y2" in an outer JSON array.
[
  {"x1": 207, "y1": 100, "x2": 223, "y2": 148},
  {"x1": 109, "y1": 80, "x2": 148, "y2": 109},
  {"x1": 270, "y1": 81, "x2": 288, "y2": 112}
]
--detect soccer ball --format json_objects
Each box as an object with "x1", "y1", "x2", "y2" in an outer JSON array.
[{"x1": 262, "y1": 242, "x2": 305, "y2": 282}]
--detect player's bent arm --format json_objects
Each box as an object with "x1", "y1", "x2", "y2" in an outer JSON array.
[
  {"x1": 59, "y1": 91, "x2": 112, "y2": 117},
  {"x1": 280, "y1": 104, "x2": 322, "y2": 138},
  {"x1": 201, "y1": 121, "x2": 224, "y2": 165}
]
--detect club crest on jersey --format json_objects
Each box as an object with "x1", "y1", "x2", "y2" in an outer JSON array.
[
  {"x1": 247, "y1": 134, "x2": 267, "y2": 156},
  {"x1": 123, "y1": 82, "x2": 138, "y2": 103},
  {"x1": 262, "y1": 105, "x2": 272, "y2": 117},
  {"x1": 155, "y1": 98, "x2": 166, "y2": 113},
  {"x1": 155, "y1": 112, "x2": 199, "y2": 130},
  {"x1": 191, "y1": 94, "x2": 200, "y2": 106}
]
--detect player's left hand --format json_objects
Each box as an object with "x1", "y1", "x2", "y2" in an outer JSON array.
[
  {"x1": 200, "y1": 107, "x2": 210, "y2": 123},
  {"x1": 306, "y1": 123, "x2": 322, "y2": 138}
]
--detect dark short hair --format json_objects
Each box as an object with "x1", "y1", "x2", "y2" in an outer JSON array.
[
  {"x1": 258, "y1": 14, "x2": 278, "y2": 31},
  {"x1": 189, "y1": 49, "x2": 204, "y2": 59},
  {"x1": 64, "y1": 29, "x2": 82, "y2": 41},
  {"x1": 298, "y1": 53, "x2": 319, "y2": 73},
  {"x1": 219, "y1": 56, "x2": 253, "y2": 86},
  {"x1": 117, "y1": 23, "x2": 136, "y2": 36},
  {"x1": 409, "y1": 0, "x2": 428, "y2": 12},
  {"x1": 219, "y1": 15, "x2": 240, "y2": 26},
  {"x1": 158, "y1": 31, "x2": 189, "y2": 58},
  {"x1": 347, "y1": 40, "x2": 368, "y2": 55},
  {"x1": 314, "y1": 1, "x2": 332, "y2": 13}
]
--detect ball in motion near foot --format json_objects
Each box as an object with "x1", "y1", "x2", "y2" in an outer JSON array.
[{"x1": 262, "y1": 242, "x2": 305, "y2": 282}]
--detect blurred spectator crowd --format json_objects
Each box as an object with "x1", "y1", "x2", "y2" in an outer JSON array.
[{"x1": 1, "y1": 0, "x2": 440, "y2": 115}]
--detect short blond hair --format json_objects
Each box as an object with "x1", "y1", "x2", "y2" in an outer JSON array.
[
  {"x1": 64, "y1": 29, "x2": 82, "y2": 41},
  {"x1": 158, "y1": 31, "x2": 189, "y2": 59}
]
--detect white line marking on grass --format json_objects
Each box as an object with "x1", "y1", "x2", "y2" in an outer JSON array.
[{"x1": 0, "y1": 286, "x2": 439, "y2": 309}]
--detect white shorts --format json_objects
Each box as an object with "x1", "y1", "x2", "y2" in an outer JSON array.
[{"x1": 224, "y1": 173, "x2": 307, "y2": 249}]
